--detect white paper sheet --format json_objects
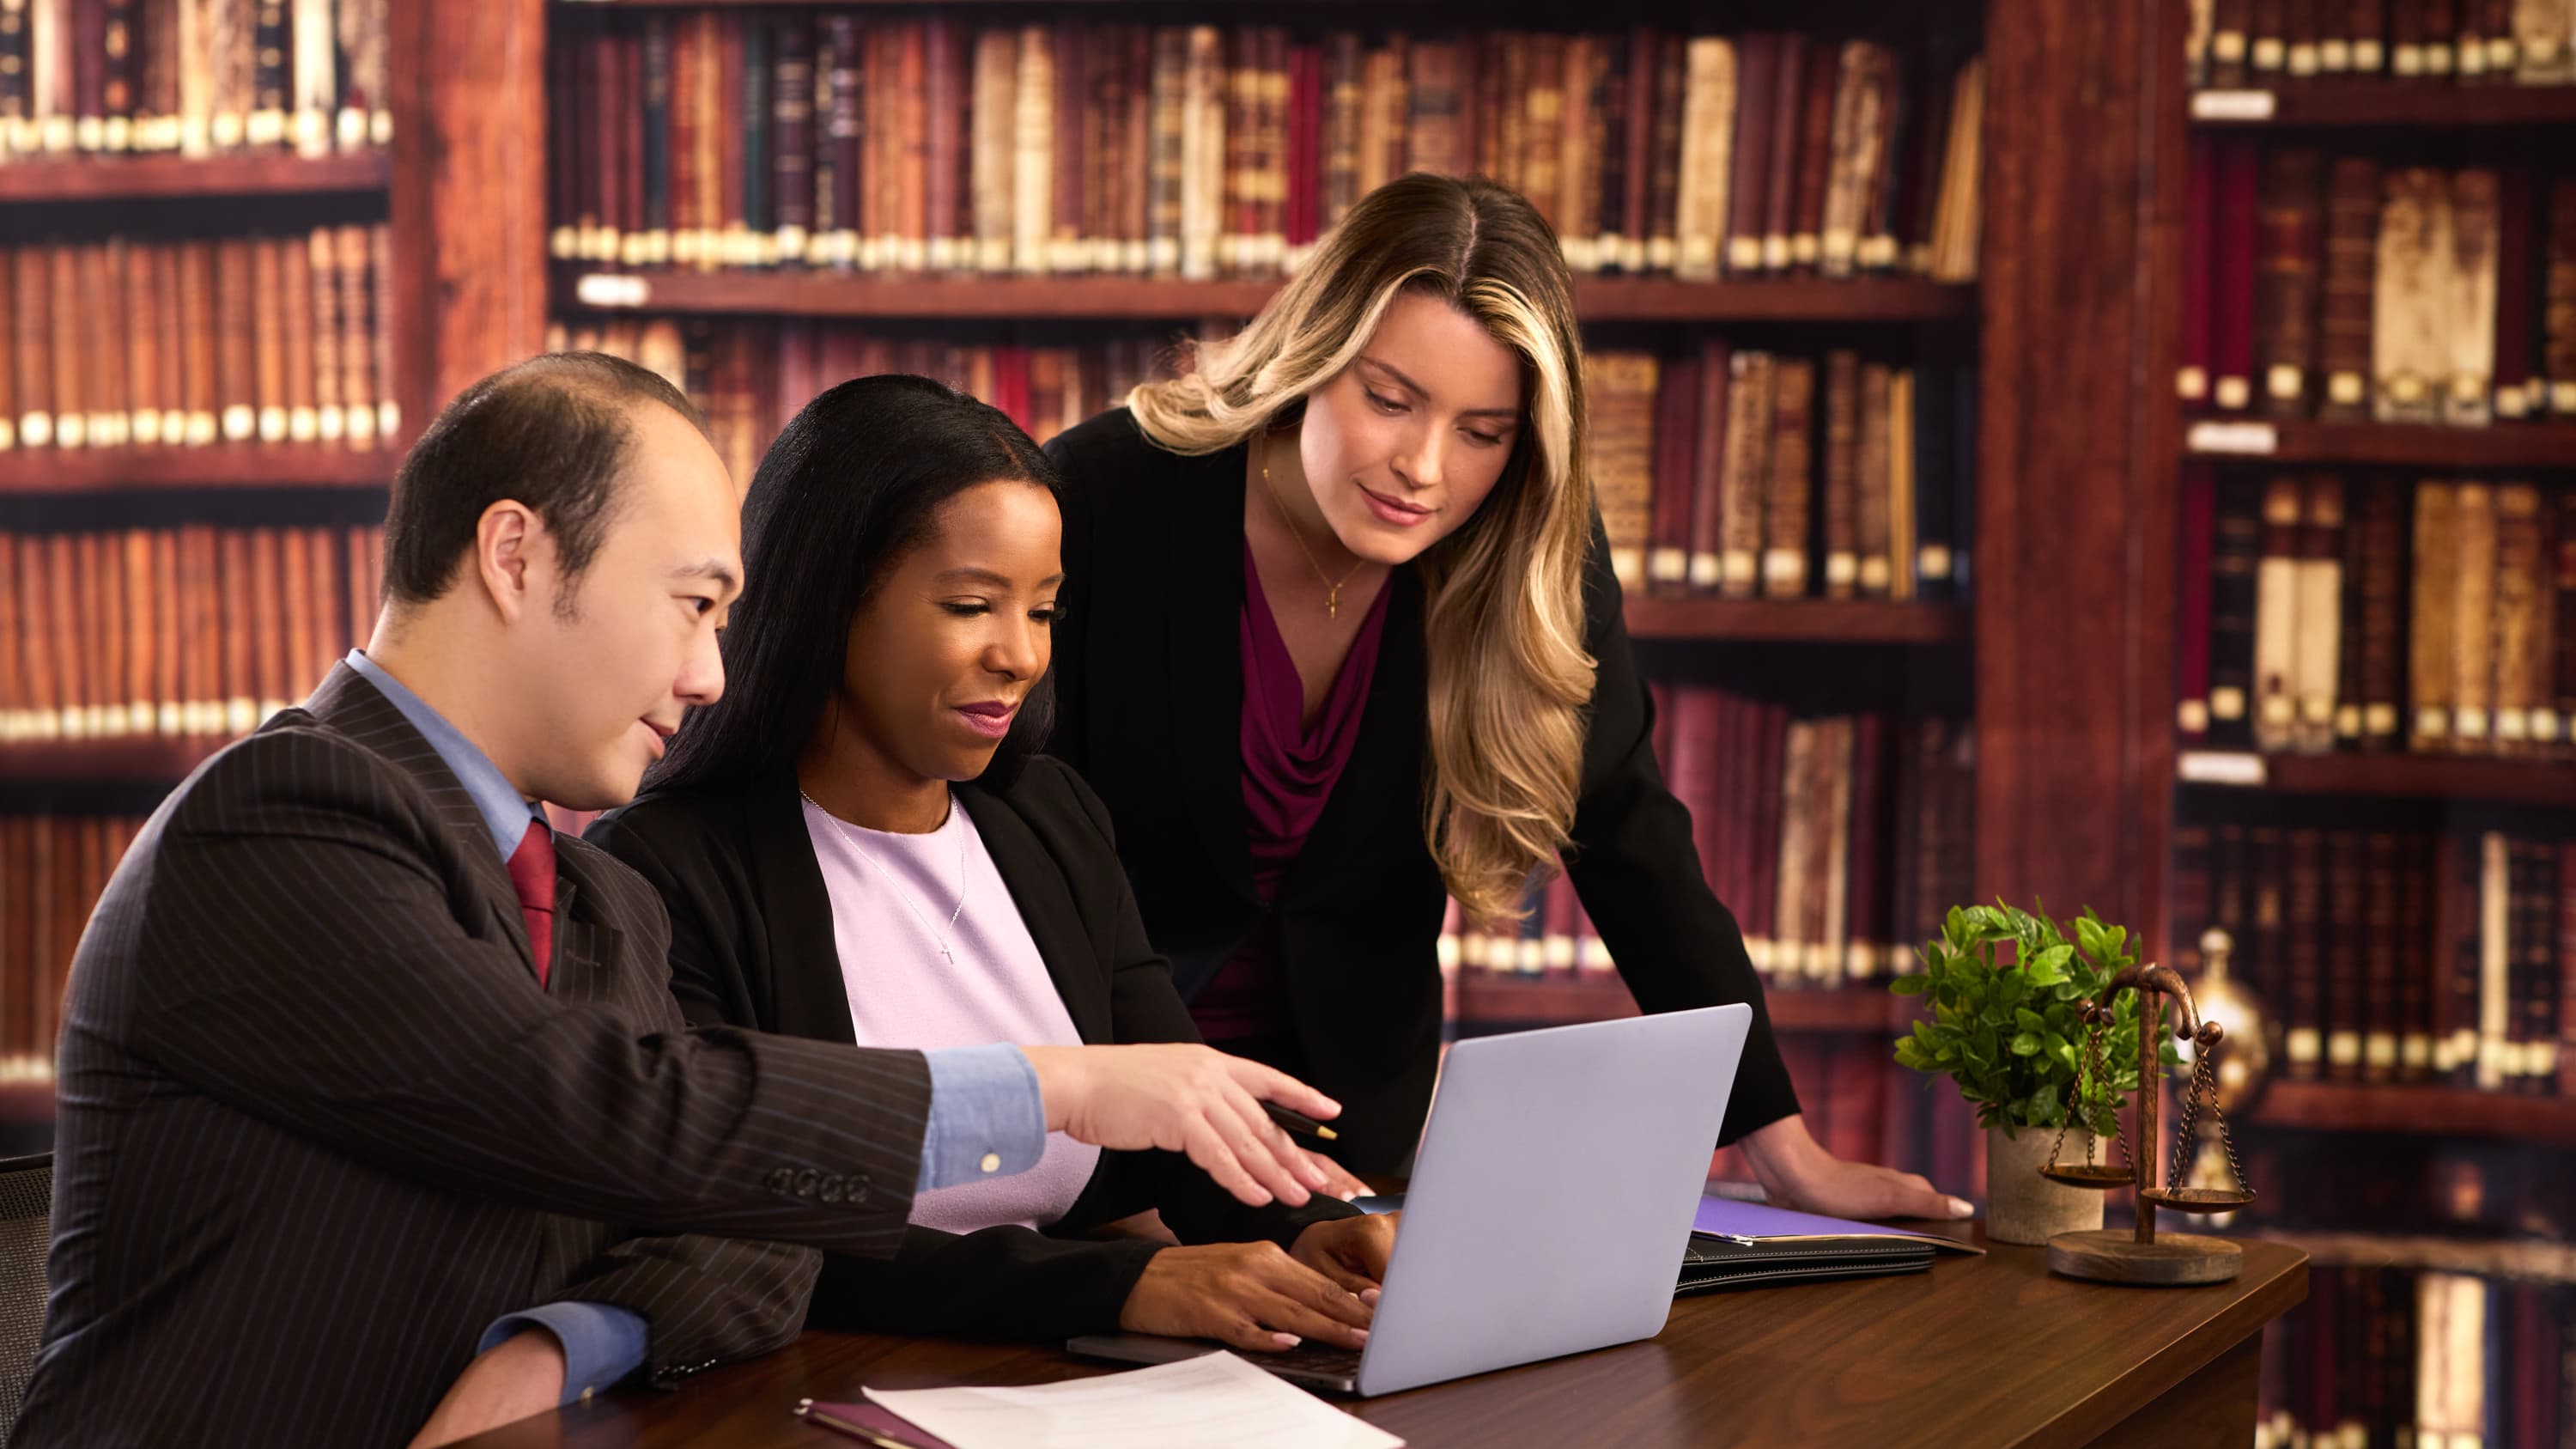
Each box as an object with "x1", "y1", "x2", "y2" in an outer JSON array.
[{"x1": 860, "y1": 1351, "x2": 1405, "y2": 1449}]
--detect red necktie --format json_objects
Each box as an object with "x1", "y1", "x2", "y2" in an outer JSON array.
[{"x1": 506, "y1": 818, "x2": 556, "y2": 989}]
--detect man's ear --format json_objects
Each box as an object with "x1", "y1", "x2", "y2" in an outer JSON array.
[{"x1": 474, "y1": 501, "x2": 544, "y2": 623}]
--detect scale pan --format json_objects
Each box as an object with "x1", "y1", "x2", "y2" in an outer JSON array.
[
  {"x1": 2038, "y1": 1163, "x2": 2136, "y2": 1188},
  {"x1": 2137, "y1": 1186, "x2": 2255, "y2": 1212}
]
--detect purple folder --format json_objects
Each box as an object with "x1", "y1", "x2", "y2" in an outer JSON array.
[{"x1": 1691, "y1": 1195, "x2": 1985, "y2": 1254}]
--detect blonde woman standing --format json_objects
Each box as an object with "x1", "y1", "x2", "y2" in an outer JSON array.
[{"x1": 1044, "y1": 174, "x2": 1967, "y2": 1221}]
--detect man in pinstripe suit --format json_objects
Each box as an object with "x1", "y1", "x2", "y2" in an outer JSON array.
[{"x1": 13, "y1": 355, "x2": 1344, "y2": 1448}]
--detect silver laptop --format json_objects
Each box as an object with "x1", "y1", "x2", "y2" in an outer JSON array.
[{"x1": 1069, "y1": 1003, "x2": 1752, "y2": 1396}]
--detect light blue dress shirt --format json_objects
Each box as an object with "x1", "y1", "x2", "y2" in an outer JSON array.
[{"x1": 343, "y1": 652, "x2": 1048, "y2": 1402}]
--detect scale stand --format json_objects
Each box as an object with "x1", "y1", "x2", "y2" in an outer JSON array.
[{"x1": 2040, "y1": 965, "x2": 2254, "y2": 1286}]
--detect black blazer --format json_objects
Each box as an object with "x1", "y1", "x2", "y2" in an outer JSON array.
[
  {"x1": 589, "y1": 755, "x2": 1358, "y2": 1343},
  {"x1": 19, "y1": 665, "x2": 939, "y2": 1449},
  {"x1": 1042, "y1": 407, "x2": 1799, "y2": 1171}
]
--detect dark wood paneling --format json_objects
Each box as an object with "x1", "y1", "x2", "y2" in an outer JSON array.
[
  {"x1": 2247, "y1": 1082, "x2": 2576, "y2": 1146},
  {"x1": 0, "y1": 445, "x2": 392, "y2": 495},
  {"x1": 554, "y1": 268, "x2": 1975, "y2": 325},
  {"x1": 1977, "y1": 0, "x2": 2180, "y2": 943},
  {"x1": 0, "y1": 152, "x2": 390, "y2": 203},
  {"x1": 451, "y1": 1234, "x2": 2305, "y2": 1449}
]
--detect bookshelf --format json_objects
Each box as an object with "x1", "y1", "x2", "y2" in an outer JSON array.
[
  {"x1": 2176, "y1": 750, "x2": 2576, "y2": 809},
  {"x1": 1621, "y1": 599, "x2": 1968, "y2": 644},
  {"x1": 0, "y1": 740, "x2": 222, "y2": 787},
  {"x1": 0, "y1": 152, "x2": 394, "y2": 204},
  {"x1": 2188, "y1": 82, "x2": 2576, "y2": 130},
  {"x1": 2184, "y1": 417, "x2": 2576, "y2": 469},
  {"x1": 2247, "y1": 1081, "x2": 2576, "y2": 1148},
  {"x1": 1455, "y1": 971, "x2": 1914, "y2": 1033},
  {"x1": 556, "y1": 269, "x2": 1978, "y2": 325},
  {"x1": 0, "y1": 445, "x2": 394, "y2": 496}
]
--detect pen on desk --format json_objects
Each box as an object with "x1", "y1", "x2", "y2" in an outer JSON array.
[
  {"x1": 796, "y1": 1398, "x2": 935, "y2": 1449},
  {"x1": 1263, "y1": 1102, "x2": 1339, "y2": 1141}
]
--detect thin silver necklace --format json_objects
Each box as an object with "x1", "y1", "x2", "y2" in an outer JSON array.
[{"x1": 800, "y1": 789, "x2": 968, "y2": 965}]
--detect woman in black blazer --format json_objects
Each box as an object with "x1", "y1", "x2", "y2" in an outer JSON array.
[
  {"x1": 591, "y1": 375, "x2": 1388, "y2": 1352},
  {"x1": 1042, "y1": 174, "x2": 1969, "y2": 1220}
]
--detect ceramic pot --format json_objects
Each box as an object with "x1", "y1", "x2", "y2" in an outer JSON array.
[{"x1": 1984, "y1": 1123, "x2": 2106, "y2": 1245}]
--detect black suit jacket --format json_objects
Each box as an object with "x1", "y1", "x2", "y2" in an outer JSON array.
[
  {"x1": 1042, "y1": 407, "x2": 1799, "y2": 1171},
  {"x1": 589, "y1": 757, "x2": 1358, "y2": 1343},
  {"x1": 16, "y1": 666, "x2": 940, "y2": 1449}
]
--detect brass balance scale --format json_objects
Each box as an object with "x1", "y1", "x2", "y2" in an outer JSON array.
[{"x1": 2038, "y1": 959, "x2": 2257, "y2": 1285}]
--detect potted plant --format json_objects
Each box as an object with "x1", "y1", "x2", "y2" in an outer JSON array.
[{"x1": 1889, "y1": 902, "x2": 2181, "y2": 1245}]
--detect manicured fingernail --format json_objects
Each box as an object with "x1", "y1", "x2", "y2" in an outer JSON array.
[
  {"x1": 1274, "y1": 1334, "x2": 1301, "y2": 1349},
  {"x1": 1361, "y1": 1288, "x2": 1381, "y2": 1306},
  {"x1": 1947, "y1": 1197, "x2": 1973, "y2": 1218}
]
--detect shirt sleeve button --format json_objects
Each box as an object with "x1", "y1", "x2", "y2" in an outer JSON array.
[{"x1": 978, "y1": 1152, "x2": 1002, "y2": 1174}]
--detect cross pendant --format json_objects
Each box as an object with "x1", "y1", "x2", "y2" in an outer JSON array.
[{"x1": 939, "y1": 943, "x2": 956, "y2": 965}]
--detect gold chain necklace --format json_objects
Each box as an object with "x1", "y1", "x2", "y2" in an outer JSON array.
[{"x1": 1259, "y1": 429, "x2": 1367, "y2": 619}]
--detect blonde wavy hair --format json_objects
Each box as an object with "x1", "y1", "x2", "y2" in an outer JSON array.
[{"x1": 1128, "y1": 173, "x2": 1597, "y2": 922}]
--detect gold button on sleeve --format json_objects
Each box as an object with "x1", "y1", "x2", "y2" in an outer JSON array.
[{"x1": 979, "y1": 1152, "x2": 1002, "y2": 1174}]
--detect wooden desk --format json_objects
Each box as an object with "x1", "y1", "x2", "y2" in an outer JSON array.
[{"x1": 459, "y1": 1230, "x2": 2304, "y2": 1449}]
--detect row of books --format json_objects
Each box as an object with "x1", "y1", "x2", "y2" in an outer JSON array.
[
  {"x1": 2193, "y1": 0, "x2": 2576, "y2": 88},
  {"x1": 1443, "y1": 702, "x2": 1973, "y2": 992},
  {"x1": 0, "y1": 0, "x2": 392, "y2": 160},
  {"x1": 546, "y1": 13, "x2": 1984, "y2": 283},
  {"x1": 2171, "y1": 819, "x2": 2573, "y2": 1097},
  {"x1": 1591, "y1": 347, "x2": 1975, "y2": 601},
  {"x1": 2183, "y1": 147, "x2": 2576, "y2": 425},
  {"x1": 2253, "y1": 1267, "x2": 2566, "y2": 1449},
  {"x1": 0, "y1": 813, "x2": 138, "y2": 1078},
  {"x1": 551, "y1": 316, "x2": 1186, "y2": 505},
  {"x1": 0, "y1": 228, "x2": 399, "y2": 454},
  {"x1": 2178, "y1": 471, "x2": 2576, "y2": 758},
  {"x1": 0, "y1": 525, "x2": 384, "y2": 743}
]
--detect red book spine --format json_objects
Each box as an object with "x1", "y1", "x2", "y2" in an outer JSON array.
[
  {"x1": 2181, "y1": 136, "x2": 2215, "y2": 406},
  {"x1": 2212, "y1": 138, "x2": 2261, "y2": 412},
  {"x1": 1646, "y1": 351, "x2": 1699, "y2": 596},
  {"x1": 2178, "y1": 464, "x2": 2216, "y2": 739},
  {"x1": 2493, "y1": 162, "x2": 2537, "y2": 420},
  {"x1": 1725, "y1": 33, "x2": 1776, "y2": 277},
  {"x1": 1844, "y1": 712, "x2": 1886, "y2": 982}
]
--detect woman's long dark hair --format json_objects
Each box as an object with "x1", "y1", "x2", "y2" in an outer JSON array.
[{"x1": 647, "y1": 373, "x2": 1062, "y2": 795}]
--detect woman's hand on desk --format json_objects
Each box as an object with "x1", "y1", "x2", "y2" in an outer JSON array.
[
  {"x1": 1302, "y1": 1148, "x2": 1371, "y2": 1201},
  {"x1": 1119, "y1": 1241, "x2": 1376, "y2": 1352},
  {"x1": 1741, "y1": 1114, "x2": 1974, "y2": 1222},
  {"x1": 1023, "y1": 1044, "x2": 1338, "y2": 1208},
  {"x1": 1291, "y1": 1212, "x2": 1397, "y2": 1300}
]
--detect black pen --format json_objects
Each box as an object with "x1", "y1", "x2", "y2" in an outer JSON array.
[{"x1": 1264, "y1": 1102, "x2": 1339, "y2": 1141}]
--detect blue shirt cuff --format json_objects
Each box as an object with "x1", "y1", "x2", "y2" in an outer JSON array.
[
  {"x1": 477, "y1": 1301, "x2": 650, "y2": 1405},
  {"x1": 919, "y1": 1044, "x2": 1047, "y2": 1192}
]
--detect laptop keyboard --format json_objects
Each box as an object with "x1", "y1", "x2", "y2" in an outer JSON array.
[{"x1": 1262, "y1": 1341, "x2": 1365, "y2": 1380}]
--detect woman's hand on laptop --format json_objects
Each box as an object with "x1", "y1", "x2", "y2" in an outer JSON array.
[
  {"x1": 1119, "y1": 1241, "x2": 1375, "y2": 1352},
  {"x1": 1741, "y1": 1114, "x2": 1974, "y2": 1221},
  {"x1": 1290, "y1": 1213, "x2": 1397, "y2": 1303},
  {"x1": 1022, "y1": 1044, "x2": 1338, "y2": 1208}
]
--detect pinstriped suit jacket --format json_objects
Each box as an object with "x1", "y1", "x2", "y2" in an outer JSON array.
[{"x1": 14, "y1": 666, "x2": 938, "y2": 1448}]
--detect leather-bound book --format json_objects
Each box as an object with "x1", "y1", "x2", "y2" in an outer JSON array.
[
  {"x1": 739, "y1": 20, "x2": 772, "y2": 267},
  {"x1": 765, "y1": 15, "x2": 808, "y2": 266},
  {"x1": 2372, "y1": 167, "x2": 2448, "y2": 424},
  {"x1": 1820, "y1": 42, "x2": 1888, "y2": 281},
  {"x1": 1771, "y1": 717, "x2": 1817, "y2": 985},
  {"x1": 1716, "y1": 351, "x2": 1773, "y2": 600},
  {"x1": 1520, "y1": 34, "x2": 1562, "y2": 238},
  {"x1": 247, "y1": 0, "x2": 283, "y2": 148},
  {"x1": 1754, "y1": 33, "x2": 1801, "y2": 273},
  {"x1": 76, "y1": 533, "x2": 107, "y2": 737},
  {"x1": 2318, "y1": 155, "x2": 2379, "y2": 420},
  {"x1": 2560, "y1": 839, "x2": 2576, "y2": 1095},
  {"x1": 1645, "y1": 350, "x2": 1699, "y2": 595},
  {"x1": 2520, "y1": 0, "x2": 2576, "y2": 82},
  {"x1": 2212, "y1": 0, "x2": 2253, "y2": 85},
  {"x1": 14, "y1": 537, "x2": 53, "y2": 740},
  {"x1": 2557, "y1": 489, "x2": 2576, "y2": 761},
  {"x1": 2545, "y1": 178, "x2": 2576, "y2": 416},
  {"x1": 1820, "y1": 350, "x2": 1860, "y2": 600},
  {"x1": 100, "y1": 0, "x2": 134, "y2": 151},
  {"x1": 2481, "y1": 0, "x2": 2519, "y2": 75},
  {"x1": 2409, "y1": 481, "x2": 2458, "y2": 752},
  {"x1": 1886, "y1": 370, "x2": 1916, "y2": 599},
  {"x1": 2423, "y1": 0, "x2": 2459, "y2": 75},
  {"x1": 970, "y1": 27, "x2": 1016, "y2": 273},
  {"x1": 1909, "y1": 367, "x2": 1959, "y2": 601},
  {"x1": 1552, "y1": 35, "x2": 1597, "y2": 271},
  {"x1": 1672, "y1": 36, "x2": 1734, "y2": 283},
  {"x1": 1586, "y1": 35, "x2": 1625, "y2": 271},
  {"x1": 213, "y1": 527, "x2": 250, "y2": 734},
  {"x1": 2335, "y1": 472, "x2": 2368, "y2": 749},
  {"x1": 2181, "y1": 137, "x2": 2216, "y2": 406},
  {"x1": 304, "y1": 522, "x2": 338, "y2": 684},
  {"x1": 1856, "y1": 362, "x2": 1893, "y2": 599},
  {"x1": 2210, "y1": 476, "x2": 2263, "y2": 749},
  {"x1": 1314, "y1": 30, "x2": 1358, "y2": 241},
  {"x1": 2458, "y1": 0, "x2": 2493, "y2": 78},
  {"x1": 1589, "y1": 351, "x2": 1659, "y2": 592},
  {"x1": 367, "y1": 224, "x2": 393, "y2": 438},
  {"x1": 280, "y1": 527, "x2": 312, "y2": 702},
  {"x1": 2250, "y1": 0, "x2": 2288, "y2": 76},
  {"x1": 2491, "y1": 164, "x2": 2537, "y2": 420},
  {"x1": 546, "y1": 29, "x2": 582, "y2": 260},
  {"x1": 1786, "y1": 40, "x2": 1837, "y2": 271},
  {"x1": 249, "y1": 526, "x2": 285, "y2": 721},
  {"x1": 2489, "y1": 482, "x2": 2545, "y2": 756},
  {"x1": 212, "y1": 237, "x2": 254, "y2": 443},
  {"x1": 348, "y1": 0, "x2": 390, "y2": 148},
  {"x1": 2473, "y1": 831, "x2": 2510, "y2": 1090},
  {"x1": 278, "y1": 233, "x2": 313, "y2": 442},
  {"x1": 1176, "y1": 26, "x2": 1219, "y2": 283},
  {"x1": 2391, "y1": 0, "x2": 2427, "y2": 75},
  {"x1": 1612, "y1": 27, "x2": 1654, "y2": 272},
  {"x1": 334, "y1": 224, "x2": 373, "y2": 445},
  {"x1": 147, "y1": 244, "x2": 181, "y2": 445},
  {"x1": 2451, "y1": 482, "x2": 2499, "y2": 754},
  {"x1": 2362, "y1": 831, "x2": 2403, "y2": 1081},
  {"x1": 2254, "y1": 475, "x2": 2306, "y2": 753},
  {"x1": 9, "y1": 247, "x2": 42, "y2": 450},
  {"x1": 810, "y1": 16, "x2": 850, "y2": 269},
  {"x1": 2213, "y1": 139, "x2": 2260, "y2": 411},
  {"x1": 288, "y1": 0, "x2": 330, "y2": 156},
  {"x1": 1843, "y1": 712, "x2": 1886, "y2": 982},
  {"x1": 2396, "y1": 832, "x2": 2435, "y2": 1081},
  {"x1": 179, "y1": 240, "x2": 216, "y2": 445},
  {"x1": 933, "y1": 17, "x2": 974, "y2": 272},
  {"x1": 149, "y1": 530, "x2": 183, "y2": 737},
  {"x1": 1859, "y1": 46, "x2": 1911, "y2": 272},
  {"x1": 2510, "y1": 837, "x2": 2555, "y2": 1092},
  {"x1": 1042, "y1": 21, "x2": 1079, "y2": 276},
  {"x1": 2293, "y1": 474, "x2": 2345, "y2": 754},
  {"x1": 82, "y1": 244, "x2": 125, "y2": 448},
  {"x1": 2247, "y1": 825, "x2": 2290, "y2": 1070},
  {"x1": 2287, "y1": 0, "x2": 2324, "y2": 76},
  {"x1": 307, "y1": 231, "x2": 340, "y2": 442},
  {"x1": 1642, "y1": 31, "x2": 1684, "y2": 276},
  {"x1": 1761, "y1": 357, "x2": 1814, "y2": 599},
  {"x1": 2356, "y1": 477, "x2": 2406, "y2": 751},
  {"x1": 2325, "y1": 830, "x2": 2366, "y2": 1080},
  {"x1": 43, "y1": 246, "x2": 79, "y2": 448},
  {"x1": 2443, "y1": 169, "x2": 2500, "y2": 427},
  {"x1": 2179, "y1": 465, "x2": 2216, "y2": 740},
  {"x1": 1686, "y1": 338, "x2": 1729, "y2": 594}
]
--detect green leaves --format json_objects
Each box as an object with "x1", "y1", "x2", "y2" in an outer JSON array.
[{"x1": 1884, "y1": 900, "x2": 2158, "y2": 1132}]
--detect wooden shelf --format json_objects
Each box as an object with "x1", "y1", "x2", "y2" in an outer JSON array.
[
  {"x1": 0, "y1": 738, "x2": 219, "y2": 784},
  {"x1": 2190, "y1": 82, "x2": 2576, "y2": 129},
  {"x1": 556, "y1": 267, "x2": 1975, "y2": 325},
  {"x1": 1452, "y1": 972, "x2": 1911, "y2": 1032},
  {"x1": 2184, "y1": 417, "x2": 2576, "y2": 470},
  {"x1": 0, "y1": 150, "x2": 390, "y2": 204},
  {"x1": 0, "y1": 444, "x2": 393, "y2": 495},
  {"x1": 2177, "y1": 749, "x2": 2576, "y2": 807},
  {"x1": 2247, "y1": 1081, "x2": 2576, "y2": 1147},
  {"x1": 1622, "y1": 598, "x2": 1969, "y2": 644},
  {"x1": 0, "y1": 1083, "x2": 50, "y2": 1126}
]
